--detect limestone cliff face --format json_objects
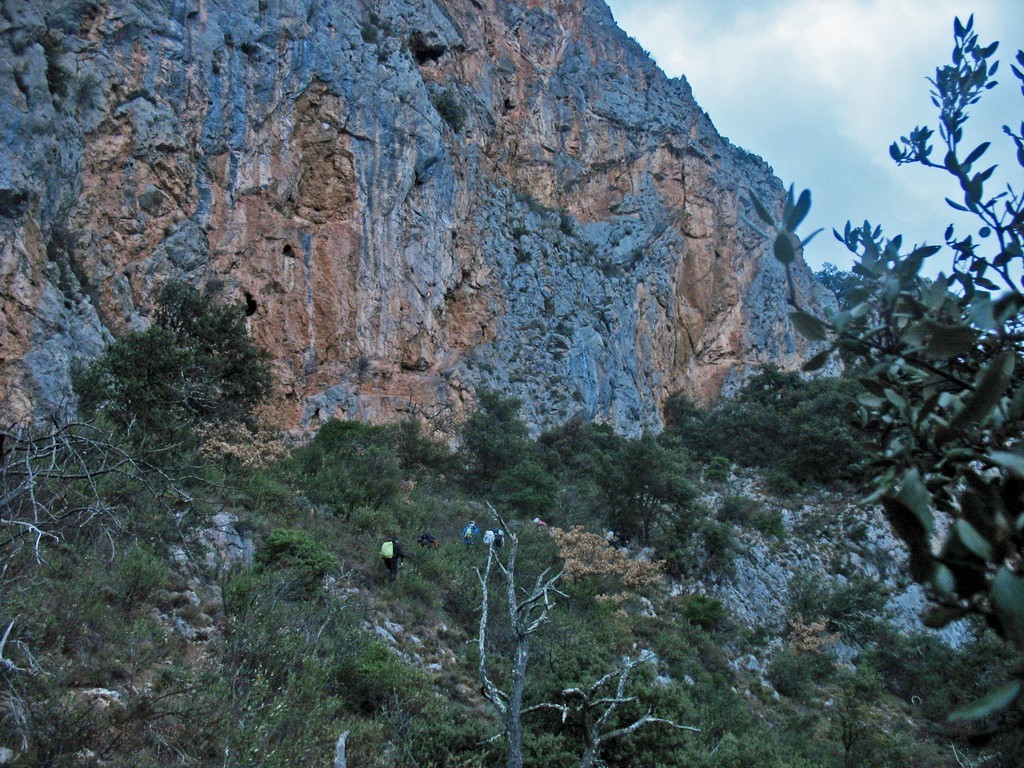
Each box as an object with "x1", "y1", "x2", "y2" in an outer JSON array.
[{"x1": 0, "y1": 0, "x2": 833, "y2": 435}]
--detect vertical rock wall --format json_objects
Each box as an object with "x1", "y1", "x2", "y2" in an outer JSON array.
[{"x1": 0, "y1": 0, "x2": 833, "y2": 435}]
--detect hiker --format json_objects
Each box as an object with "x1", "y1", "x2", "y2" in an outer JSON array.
[
  {"x1": 380, "y1": 537, "x2": 405, "y2": 582},
  {"x1": 532, "y1": 517, "x2": 548, "y2": 529},
  {"x1": 493, "y1": 529, "x2": 504, "y2": 548},
  {"x1": 483, "y1": 529, "x2": 495, "y2": 546},
  {"x1": 417, "y1": 532, "x2": 439, "y2": 549},
  {"x1": 605, "y1": 530, "x2": 625, "y2": 549},
  {"x1": 462, "y1": 520, "x2": 479, "y2": 545}
]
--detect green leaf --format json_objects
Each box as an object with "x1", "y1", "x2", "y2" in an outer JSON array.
[
  {"x1": 921, "y1": 606, "x2": 967, "y2": 629},
  {"x1": 749, "y1": 193, "x2": 774, "y2": 226},
  {"x1": 895, "y1": 469, "x2": 934, "y2": 533},
  {"x1": 948, "y1": 680, "x2": 1022, "y2": 722},
  {"x1": 882, "y1": 483, "x2": 935, "y2": 583},
  {"x1": 947, "y1": 351, "x2": 1015, "y2": 433},
  {"x1": 968, "y1": 295, "x2": 997, "y2": 330},
  {"x1": 802, "y1": 348, "x2": 832, "y2": 372},
  {"x1": 786, "y1": 189, "x2": 812, "y2": 231},
  {"x1": 857, "y1": 393, "x2": 884, "y2": 409},
  {"x1": 988, "y1": 451, "x2": 1024, "y2": 477},
  {"x1": 933, "y1": 563, "x2": 957, "y2": 597},
  {"x1": 789, "y1": 311, "x2": 828, "y2": 342},
  {"x1": 773, "y1": 233, "x2": 796, "y2": 264},
  {"x1": 992, "y1": 568, "x2": 1024, "y2": 644},
  {"x1": 799, "y1": 228, "x2": 823, "y2": 248},
  {"x1": 964, "y1": 141, "x2": 991, "y2": 166},
  {"x1": 923, "y1": 322, "x2": 978, "y2": 358},
  {"x1": 954, "y1": 519, "x2": 994, "y2": 561}
]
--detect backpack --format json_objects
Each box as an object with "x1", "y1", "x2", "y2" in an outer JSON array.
[
  {"x1": 381, "y1": 540, "x2": 394, "y2": 559},
  {"x1": 483, "y1": 530, "x2": 495, "y2": 545}
]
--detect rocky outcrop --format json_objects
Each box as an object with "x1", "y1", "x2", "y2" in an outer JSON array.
[{"x1": 0, "y1": 0, "x2": 833, "y2": 435}]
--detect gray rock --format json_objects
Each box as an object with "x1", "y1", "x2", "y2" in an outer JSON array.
[
  {"x1": 374, "y1": 625, "x2": 397, "y2": 644},
  {"x1": 202, "y1": 513, "x2": 255, "y2": 570},
  {"x1": 0, "y1": 0, "x2": 833, "y2": 436}
]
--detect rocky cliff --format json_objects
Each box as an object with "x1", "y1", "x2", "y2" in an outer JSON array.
[{"x1": 0, "y1": 0, "x2": 833, "y2": 435}]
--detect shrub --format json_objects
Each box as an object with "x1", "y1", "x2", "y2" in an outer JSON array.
[
  {"x1": 768, "y1": 648, "x2": 836, "y2": 699},
  {"x1": 705, "y1": 455, "x2": 731, "y2": 482},
  {"x1": 718, "y1": 495, "x2": 758, "y2": 524},
  {"x1": 493, "y1": 457, "x2": 559, "y2": 518},
  {"x1": 431, "y1": 88, "x2": 465, "y2": 131},
  {"x1": 115, "y1": 546, "x2": 170, "y2": 610},
  {"x1": 335, "y1": 638, "x2": 427, "y2": 712},
  {"x1": 663, "y1": 367, "x2": 868, "y2": 490},
  {"x1": 257, "y1": 527, "x2": 338, "y2": 591},
  {"x1": 681, "y1": 594, "x2": 726, "y2": 629},
  {"x1": 292, "y1": 419, "x2": 402, "y2": 519}
]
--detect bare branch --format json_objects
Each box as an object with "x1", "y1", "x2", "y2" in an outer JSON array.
[{"x1": 597, "y1": 713, "x2": 701, "y2": 746}]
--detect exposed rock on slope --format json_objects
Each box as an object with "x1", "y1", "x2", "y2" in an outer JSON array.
[{"x1": 0, "y1": 0, "x2": 833, "y2": 434}]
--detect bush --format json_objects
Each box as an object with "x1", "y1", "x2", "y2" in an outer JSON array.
[
  {"x1": 257, "y1": 527, "x2": 338, "y2": 592},
  {"x1": 768, "y1": 648, "x2": 836, "y2": 699},
  {"x1": 663, "y1": 367, "x2": 868, "y2": 490},
  {"x1": 431, "y1": 87, "x2": 465, "y2": 131},
  {"x1": 718, "y1": 495, "x2": 758, "y2": 524},
  {"x1": 334, "y1": 637, "x2": 430, "y2": 713},
  {"x1": 115, "y1": 546, "x2": 171, "y2": 610},
  {"x1": 681, "y1": 594, "x2": 726, "y2": 629},
  {"x1": 788, "y1": 573, "x2": 889, "y2": 645},
  {"x1": 705, "y1": 455, "x2": 732, "y2": 482},
  {"x1": 493, "y1": 457, "x2": 559, "y2": 518}
]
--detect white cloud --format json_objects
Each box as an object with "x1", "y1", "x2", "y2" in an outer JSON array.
[{"x1": 605, "y1": 0, "x2": 1024, "y2": 270}]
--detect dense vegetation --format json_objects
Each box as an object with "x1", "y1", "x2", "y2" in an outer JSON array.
[{"x1": 1, "y1": 276, "x2": 1018, "y2": 766}]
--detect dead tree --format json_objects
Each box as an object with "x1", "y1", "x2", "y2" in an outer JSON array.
[
  {"x1": 477, "y1": 517, "x2": 565, "y2": 768},
  {"x1": 476, "y1": 515, "x2": 699, "y2": 768},
  {"x1": 0, "y1": 420, "x2": 183, "y2": 561},
  {"x1": 558, "y1": 651, "x2": 699, "y2": 768}
]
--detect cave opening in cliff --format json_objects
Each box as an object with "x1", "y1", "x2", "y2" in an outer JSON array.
[
  {"x1": 244, "y1": 291, "x2": 257, "y2": 317},
  {"x1": 408, "y1": 32, "x2": 446, "y2": 65}
]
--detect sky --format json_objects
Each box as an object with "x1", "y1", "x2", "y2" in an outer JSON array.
[{"x1": 603, "y1": 0, "x2": 1024, "y2": 274}]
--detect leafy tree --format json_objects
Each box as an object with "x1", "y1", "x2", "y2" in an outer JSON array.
[
  {"x1": 292, "y1": 419, "x2": 401, "y2": 520},
  {"x1": 385, "y1": 418, "x2": 455, "y2": 477},
  {"x1": 815, "y1": 263, "x2": 858, "y2": 309},
  {"x1": 493, "y1": 456, "x2": 560, "y2": 518},
  {"x1": 74, "y1": 281, "x2": 271, "y2": 438},
  {"x1": 595, "y1": 432, "x2": 694, "y2": 546},
  {"x1": 664, "y1": 369, "x2": 869, "y2": 489},
  {"x1": 460, "y1": 390, "x2": 532, "y2": 493},
  {"x1": 755, "y1": 17, "x2": 1024, "y2": 720}
]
